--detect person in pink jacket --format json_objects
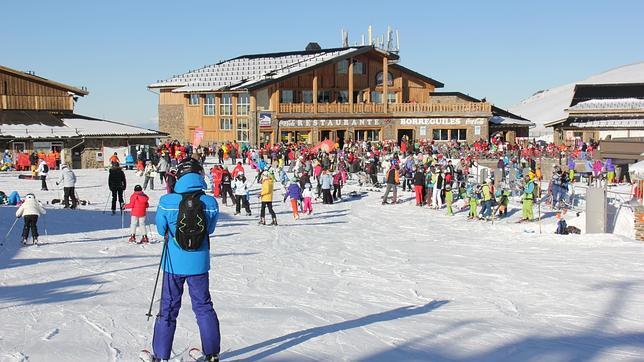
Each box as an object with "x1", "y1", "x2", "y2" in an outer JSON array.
[{"x1": 123, "y1": 185, "x2": 150, "y2": 243}]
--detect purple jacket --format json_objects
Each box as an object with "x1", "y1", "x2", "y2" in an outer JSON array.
[{"x1": 286, "y1": 183, "x2": 302, "y2": 200}]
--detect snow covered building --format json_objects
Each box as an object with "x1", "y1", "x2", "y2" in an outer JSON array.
[
  {"x1": 547, "y1": 83, "x2": 644, "y2": 145},
  {"x1": 0, "y1": 65, "x2": 167, "y2": 168},
  {"x1": 149, "y1": 44, "x2": 532, "y2": 146}
]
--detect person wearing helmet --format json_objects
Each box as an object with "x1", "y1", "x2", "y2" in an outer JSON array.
[
  {"x1": 232, "y1": 172, "x2": 251, "y2": 216},
  {"x1": 150, "y1": 157, "x2": 221, "y2": 362},
  {"x1": 15, "y1": 193, "x2": 46, "y2": 245}
]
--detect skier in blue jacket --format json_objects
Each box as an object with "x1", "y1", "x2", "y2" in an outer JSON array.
[{"x1": 150, "y1": 158, "x2": 221, "y2": 362}]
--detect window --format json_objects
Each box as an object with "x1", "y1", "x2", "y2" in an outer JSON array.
[
  {"x1": 204, "y1": 94, "x2": 215, "y2": 115},
  {"x1": 280, "y1": 90, "x2": 294, "y2": 103},
  {"x1": 189, "y1": 94, "x2": 200, "y2": 105},
  {"x1": 220, "y1": 94, "x2": 232, "y2": 115},
  {"x1": 375, "y1": 71, "x2": 394, "y2": 86},
  {"x1": 337, "y1": 90, "x2": 349, "y2": 103},
  {"x1": 237, "y1": 93, "x2": 250, "y2": 115},
  {"x1": 353, "y1": 61, "x2": 365, "y2": 74},
  {"x1": 220, "y1": 118, "x2": 233, "y2": 130},
  {"x1": 236, "y1": 119, "x2": 249, "y2": 142},
  {"x1": 371, "y1": 91, "x2": 382, "y2": 103},
  {"x1": 387, "y1": 92, "x2": 396, "y2": 103},
  {"x1": 337, "y1": 60, "x2": 348, "y2": 74},
  {"x1": 356, "y1": 129, "x2": 380, "y2": 141},
  {"x1": 302, "y1": 90, "x2": 313, "y2": 104},
  {"x1": 317, "y1": 90, "x2": 331, "y2": 103},
  {"x1": 450, "y1": 129, "x2": 467, "y2": 141},
  {"x1": 338, "y1": 60, "x2": 365, "y2": 74},
  {"x1": 432, "y1": 129, "x2": 449, "y2": 141}
]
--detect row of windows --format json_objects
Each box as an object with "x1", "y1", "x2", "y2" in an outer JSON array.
[
  {"x1": 336, "y1": 60, "x2": 365, "y2": 74},
  {"x1": 189, "y1": 93, "x2": 250, "y2": 116},
  {"x1": 432, "y1": 128, "x2": 467, "y2": 141},
  {"x1": 280, "y1": 90, "x2": 396, "y2": 104},
  {"x1": 194, "y1": 120, "x2": 249, "y2": 142}
]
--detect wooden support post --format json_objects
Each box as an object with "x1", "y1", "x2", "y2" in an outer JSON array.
[
  {"x1": 382, "y1": 56, "x2": 388, "y2": 113},
  {"x1": 348, "y1": 58, "x2": 354, "y2": 113},
  {"x1": 313, "y1": 70, "x2": 318, "y2": 114}
]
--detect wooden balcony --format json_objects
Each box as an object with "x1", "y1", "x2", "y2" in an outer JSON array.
[{"x1": 278, "y1": 102, "x2": 491, "y2": 115}]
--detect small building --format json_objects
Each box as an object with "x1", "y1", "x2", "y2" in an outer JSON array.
[
  {"x1": 149, "y1": 45, "x2": 532, "y2": 146},
  {"x1": 547, "y1": 83, "x2": 644, "y2": 145},
  {"x1": 0, "y1": 65, "x2": 167, "y2": 168}
]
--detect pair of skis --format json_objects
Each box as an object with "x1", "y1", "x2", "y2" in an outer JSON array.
[{"x1": 139, "y1": 348, "x2": 215, "y2": 361}]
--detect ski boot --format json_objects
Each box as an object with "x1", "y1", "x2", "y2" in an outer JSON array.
[
  {"x1": 270, "y1": 217, "x2": 278, "y2": 226},
  {"x1": 233, "y1": 212, "x2": 240, "y2": 216},
  {"x1": 258, "y1": 217, "x2": 266, "y2": 225},
  {"x1": 205, "y1": 354, "x2": 220, "y2": 362},
  {"x1": 22, "y1": 238, "x2": 28, "y2": 246},
  {"x1": 246, "y1": 212, "x2": 252, "y2": 216},
  {"x1": 140, "y1": 235, "x2": 149, "y2": 244},
  {"x1": 128, "y1": 234, "x2": 137, "y2": 243},
  {"x1": 112, "y1": 210, "x2": 116, "y2": 215},
  {"x1": 32, "y1": 237, "x2": 38, "y2": 245}
]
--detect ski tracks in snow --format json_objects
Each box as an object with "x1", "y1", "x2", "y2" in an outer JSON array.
[{"x1": 81, "y1": 314, "x2": 122, "y2": 360}]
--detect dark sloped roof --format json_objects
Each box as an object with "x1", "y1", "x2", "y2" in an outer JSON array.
[{"x1": 571, "y1": 83, "x2": 644, "y2": 106}]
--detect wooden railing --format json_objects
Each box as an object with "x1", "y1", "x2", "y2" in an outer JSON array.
[{"x1": 278, "y1": 102, "x2": 491, "y2": 114}]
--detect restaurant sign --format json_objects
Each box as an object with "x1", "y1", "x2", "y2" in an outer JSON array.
[
  {"x1": 279, "y1": 119, "x2": 384, "y2": 127},
  {"x1": 278, "y1": 117, "x2": 487, "y2": 128}
]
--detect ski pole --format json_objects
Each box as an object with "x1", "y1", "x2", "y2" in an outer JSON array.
[
  {"x1": 43, "y1": 213, "x2": 49, "y2": 242},
  {"x1": 102, "y1": 192, "x2": 111, "y2": 214},
  {"x1": 146, "y1": 236, "x2": 168, "y2": 321}
]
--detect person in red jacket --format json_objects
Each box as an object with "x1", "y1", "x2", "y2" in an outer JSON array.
[
  {"x1": 231, "y1": 161, "x2": 245, "y2": 179},
  {"x1": 123, "y1": 185, "x2": 150, "y2": 243},
  {"x1": 211, "y1": 165, "x2": 223, "y2": 197}
]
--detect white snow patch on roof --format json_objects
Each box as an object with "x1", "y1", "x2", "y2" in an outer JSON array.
[{"x1": 569, "y1": 98, "x2": 644, "y2": 111}]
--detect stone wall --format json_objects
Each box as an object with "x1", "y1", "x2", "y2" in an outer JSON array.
[
  {"x1": 635, "y1": 205, "x2": 644, "y2": 241},
  {"x1": 159, "y1": 104, "x2": 185, "y2": 142}
]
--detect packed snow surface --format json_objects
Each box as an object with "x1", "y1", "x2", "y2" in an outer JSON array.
[{"x1": 1, "y1": 162, "x2": 643, "y2": 361}]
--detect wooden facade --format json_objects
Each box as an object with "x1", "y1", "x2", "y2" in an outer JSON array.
[
  {"x1": 154, "y1": 47, "x2": 501, "y2": 145},
  {"x1": 0, "y1": 65, "x2": 87, "y2": 112}
]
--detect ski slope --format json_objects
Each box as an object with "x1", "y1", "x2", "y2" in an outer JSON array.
[{"x1": 1, "y1": 163, "x2": 643, "y2": 361}]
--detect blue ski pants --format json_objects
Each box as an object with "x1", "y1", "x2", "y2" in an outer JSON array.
[{"x1": 152, "y1": 272, "x2": 221, "y2": 359}]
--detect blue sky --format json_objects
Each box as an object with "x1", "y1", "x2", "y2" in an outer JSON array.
[{"x1": 3, "y1": 0, "x2": 644, "y2": 129}]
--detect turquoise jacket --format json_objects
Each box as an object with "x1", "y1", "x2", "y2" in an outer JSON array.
[{"x1": 156, "y1": 173, "x2": 219, "y2": 275}]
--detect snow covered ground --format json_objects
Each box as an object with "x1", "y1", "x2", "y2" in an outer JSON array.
[{"x1": 1, "y1": 161, "x2": 643, "y2": 361}]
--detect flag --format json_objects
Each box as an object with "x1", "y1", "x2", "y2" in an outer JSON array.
[{"x1": 193, "y1": 127, "x2": 205, "y2": 147}]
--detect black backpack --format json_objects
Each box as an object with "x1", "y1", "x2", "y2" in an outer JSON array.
[
  {"x1": 43, "y1": 163, "x2": 49, "y2": 173},
  {"x1": 175, "y1": 191, "x2": 208, "y2": 251}
]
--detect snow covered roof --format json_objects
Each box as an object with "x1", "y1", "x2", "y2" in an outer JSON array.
[
  {"x1": 569, "y1": 118, "x2": 644, "y2": 129},
  {"x1": 149, "y1": 46, "x2": 398, "y2": 92},
  {"x1": 489, "y1": 115, "x2": 535, "y2": 127},
  {"x1": 568, "y1": 98, "x2": 644, "y2": 111},
  {"x1": 0, "y1": 111, "x2": 166, "y2": 139},
  {"x1": 509, "y1": 61, "x2": 644, "y2": 133}
]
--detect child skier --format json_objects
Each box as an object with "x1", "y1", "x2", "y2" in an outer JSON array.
[
  {"x1": 15, "y1": 193, "x2": 46, "y2": 245},
  {"x1": 496, "y1": 189, "x2": 511, "y2": 218},
  {"x1": 445, "y1": 184, "x2": 454, "y2": 216},
  {"x1": 467, "y1": 185, "x2": 480, "y2": 220},
  {"x1": 123, "y1": 185, "x2": 150, "y2": 243},
  {"x1": 302, "y1": 182, "x2": 314, "y2": 215},
  {"x1": 284, "y1": 177, "x2": 303, "y2": 220}
]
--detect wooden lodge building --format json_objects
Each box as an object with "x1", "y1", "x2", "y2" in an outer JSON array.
[
  {"x1": 0, "y1": 65, "x2": 166, "y2": 169},
  {"x1": 547, "y1": 82, "x2": 644, "y2": 145},
  {"x1": 149, "y1": 44, "x2": 533, "y2": 146}
]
